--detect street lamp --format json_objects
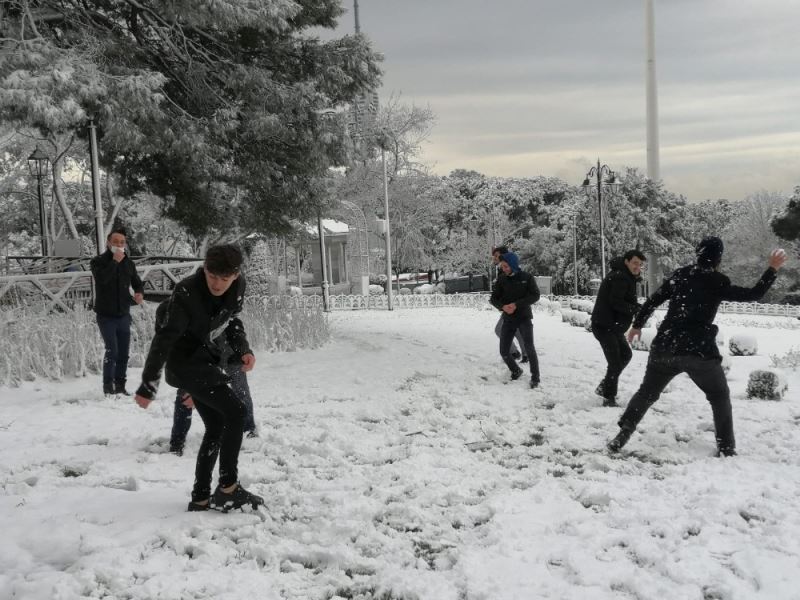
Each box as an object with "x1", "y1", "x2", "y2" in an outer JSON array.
[
  {"x1": 377, "y1": 129, "x2": 394, "y2": 311},
  {"x1": 27, "y1": 146, "x2": 50, "y2": 257},
  {"x1": 582, "y1": 159, "x2": 621, "y2": 279}
]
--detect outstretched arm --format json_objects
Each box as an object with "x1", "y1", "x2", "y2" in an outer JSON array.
[{"x1": 720, "y1": 249, "x2": 786, "y2": 302}]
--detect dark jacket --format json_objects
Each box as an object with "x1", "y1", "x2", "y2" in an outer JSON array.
[
  {"x1": 633, "y1": 264, "x2": 778, "y2": 358},
  {"x1": 90, "y1": 250, "x2": 144, "y2": 317},
  {"x1": 490, "y1": 269, "x2": 541, "y2": 320},
  {"x1": 136, "y1": 268, "x2": 251, "y2": 399},
  {"x1": 591, "y1": 257, "x2": 641, "y2": 333}
]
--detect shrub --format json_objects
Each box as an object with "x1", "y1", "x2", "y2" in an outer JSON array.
[
  {"x1": 729, "y1": 334, "x2": 758, "y2": 356},
  {"x1": 769, "y1": 348, "x2": 800, "y2": 371},
  {"x1": 746, "y1": 370, "x2": 788, "y2": 400}
]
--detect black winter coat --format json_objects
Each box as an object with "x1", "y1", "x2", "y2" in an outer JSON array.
[
  {"x1": 633, "y1": 264, "x2": 777, "y2": 358},
  {"x1": 90, "y1": 250, "x2": 144, "y2": 317},
  {"x1": 490, "y1": 270, "x2": 541, "y2": 320},
  {"x1": 591, "y1": 257, "x2": 641, "y2": 333},
  {"x1": 137, "y1": 268, "x2": 251, "y2": 399}
]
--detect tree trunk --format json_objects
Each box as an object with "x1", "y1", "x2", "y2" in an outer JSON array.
[
  {"x1": 104, "y1": 175, "x2": 124, "y2": 234},
  {"x1": 50, "y1": 157, "x2": 79, "y2": 240}
]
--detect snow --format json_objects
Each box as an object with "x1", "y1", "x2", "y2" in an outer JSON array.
[{"x1": 1, "y1": 307, "x2": 799, "y2": 599}]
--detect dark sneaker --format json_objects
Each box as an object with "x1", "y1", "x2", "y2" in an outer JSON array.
[
  {"x1": 529, "y1": 379, "x2": 539, "y2": 389},
  {"x1": 169, "y1": 445, "x2": 184, "y2": 457},
  {"x1": 245, "y1": 430, "x2": 259, "y2": 439},
  {"x1": 594, "y1": 382, "x2": 606, "y2": 397},
  {"x1": 510, "y1": 368, "x2": 524, "y2": 381},
  {"x1": 511, "y1": 351, "x2": 521, "y2": 360},
  {"x1": 520, "y1": 355, "x2": 529, "y2": 364},
  {"x1": 716, "y1": 446, "x2": 737, "y2": 458},
  {"x1": 187, "y1": 500, "x2": 210, "y2": 512},
  {"x1": 607, "y1": 427, "x2": 634, "y2": 453},
  {"x1": 212, "y1": 484, "x2": 264, "y2": 512},
  {"x1": 113, "y1": 381, "x2": 130, "y2": 395},
  {"x1": 601, "y1": 397, "x2": 618, "y2": 407},
  {"x1": 103, "y1": 383, "x2": 114, "y2": 395}
]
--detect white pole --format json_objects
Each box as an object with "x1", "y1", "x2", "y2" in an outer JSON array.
[
  {"x1": 645, "y1": 0, "x2": 660, "y2": 182},
  {"x1": 381, "y1": 147, "x2": 394, "y2": 311},
  {"x1": 317, "y1": 215, "x2": 330, "y2": 312},
  {"x1": 88, "y1": 119, "x2": 105, "y2": 254}
]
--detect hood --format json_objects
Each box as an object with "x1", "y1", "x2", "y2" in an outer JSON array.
[
  {"x1": 501, "y1": 252, "x2": 521, "y2": 274},
  {"x1": 609, "y1": 256, "x2": 627, "y2": 272},
  {"x1": 696, "y1": 236, "x2": 724, "y2": 268}
]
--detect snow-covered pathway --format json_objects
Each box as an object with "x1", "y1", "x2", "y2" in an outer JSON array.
[{"x1": 1, "y1": 308, "x2": 799, "y2": 599}]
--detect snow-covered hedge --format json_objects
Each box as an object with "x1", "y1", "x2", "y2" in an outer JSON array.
[
  {"x1": 399, "y1": 287, "x2": 412, "y2": 295},
  {"x1": 730, "y1": 334, "x2": 758, "y2": 356},
  {"x1": 631, "y1": 328, "x2": 657, "y2": 351},
  {"x1": 413, "y1": 284, "x2": 436, "y2": 295},
  {"x1": 569, "y1": 299, "x2": 594, "y2": 314},
  {"x1": 746, "y1": 369, "x2": 788, "y2": 400},
  {"x1": 368, "y1": 284, "x2": 385, "y2": 295}
]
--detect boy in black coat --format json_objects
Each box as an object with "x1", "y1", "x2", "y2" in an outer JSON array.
[
  {"x1": 490, "y1": 252, "x2": 541, "y2": 388},
  {"x1": 590, "y1": 250, "x2": 646, "y2": 406},
  {"x1": 134, "y1": 245, "x2": 263, "y2": 512},
  {"x1": 608, "y1": 237, "x2": 787, "y2": 456}
]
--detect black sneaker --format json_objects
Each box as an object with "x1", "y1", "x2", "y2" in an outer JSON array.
[
  {"x1": 187, "y1": 500, "x2": 210, "y2": 512},
  {"x1": 716, "y1": 446, "x2": 737, "y2": 458},
  {"x1": 245, "y1": 429, "x2": 259, "y2": 439},
  {"x1": 511, "y1": 351, "x2": 521, "y2": 360},
  {"x1": 103, "y1": 383, "x2": 114, "y2": 395},
  {"x1": 169, "y1": 445, "x2": 184, "y2": 457},
  {"x1": 510, "y1": 368, "x2": 524, "y2": 381},
  {"x1": 607, "y1": 427, "x2": 633, "y2": 453},
  {"x1": 594, "y1": 382, "x2": 606, "y2": 397},
  {"x1": 520, "y1": 355, "x2": 529, "y2": 364},
  {"x1": 601, "y1": 397, "x2": 618, "y2": 408},
  {"x1": 211, "y1": 484, "x2": 264, "y2": 512},
  {"x1": 113, "y1": 381, "x2": 130, "y2": 396},
  {"x1": 529, "y1": 379, "x2": 539, "y2": 389}
]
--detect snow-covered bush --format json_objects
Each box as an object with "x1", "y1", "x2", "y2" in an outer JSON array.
[
  {"x1": 434, "y1": 282, "x2": 446, "y2": 294},
  {"x1": 368, "y1": 284, "x2": 384, "y2": 295},
  {"x1": 729, "y1": 334, "x2": 758, "y2": 356},
  {"x1": 399, "y1": 287, "x2": 412, "y2": 295},
  {"x1": 287, "y1": 286, "x2": 303, "y2": 297},
  {"x1": 560, "y1": 309, "x2": 575, "y2": 323},
  {"x1": 570, "y1": 311, "x2": 591, "y2": 328},
  {"x1": 746, "y1": 369, "x2": 788, "y2": 400},
  {"x1": 569, "y1": 299, "x2": 594, "y2": 314},
  {"x1": 770, "y1": 348, "x2": 800, "y2": 370},
  {"x1": 631, "y1": 328, "x2": 657, "y2": 351},
  {"x1": 413, "y1": 284, "x2": 435, "y2": 295}
]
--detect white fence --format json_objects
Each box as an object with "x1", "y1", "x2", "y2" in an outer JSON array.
[{"x1": 255, "y1": 293, "x2": 800, "y2": 318}]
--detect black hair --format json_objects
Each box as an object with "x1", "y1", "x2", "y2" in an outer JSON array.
[
  {"x1": 107, "y1": 227, "x2": 127, "y2": 240},
  {"x1": 623, "y1": 249, "x2": 646, "y2": 262},
  {"x1": 204, "y1": 244, "x2": 243, "y2": 276},
  {"x1": 492, "y1": 245, "x2": 509, "y2": 256}
]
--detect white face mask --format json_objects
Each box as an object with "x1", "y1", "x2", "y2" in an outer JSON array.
[{"x1": 110, "y1": 246, "x2": 125, "y2": 254}]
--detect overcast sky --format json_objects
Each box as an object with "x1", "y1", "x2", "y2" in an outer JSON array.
[{"x1": 336, "y1": 0, "x2": 799, "y2": 202}]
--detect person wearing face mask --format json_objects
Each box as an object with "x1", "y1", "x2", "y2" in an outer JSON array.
[{"x1": 90, "y1": 227, "x2": 144, "y2": 396}]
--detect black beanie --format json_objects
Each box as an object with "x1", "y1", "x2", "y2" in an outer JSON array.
[{"x1": 696, "y1": 236, "x2": 724, "y2": 267}]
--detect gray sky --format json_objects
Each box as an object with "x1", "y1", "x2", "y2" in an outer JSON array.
[{"x1": 339, "y1": 0, "x2": 800, "y2": 202}]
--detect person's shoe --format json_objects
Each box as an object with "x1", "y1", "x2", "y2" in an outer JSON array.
[
  {"x1": 113, "y1": 380, "x2": 130, "y2": 395},
  {"x1": 601, "y1": 396, "x2": 618, "y2": 407},
  {"x1": 521, "y1": 355, "x2": 529, "y2": 364},
  {"x1": 594, "y1": 382, "x2": 606, "y2": 397},
  {"x1": 245, "y1": 430, "x2": 259, "y2": 439},
  {"x1": 212, "y1": 484, "x2": 264, "y2": 512},
  {"x1": 510, "y1": 368, "x2": 524, "y2": 381},
  {"x1": 607, "y1": 427, "x2": 634, "y2": 453},
  {"x1": 716, "y1": 446, "x2": 737, "y2": 458},
  {"x1": 187, "y1": 500, "x2": 210, "y2": 512},
  {"x1": 169, "y1": 445, "x2": 184, "y2": 457},
  {"x1": 103, "y1": 383, "x2": 114, "y2": 396},
  {"x1": 511, "y1": 351, "x2": 521, "y2": 360},
  {"x1": 529, "y1": 378, "x2": 539, "y2": 389}
]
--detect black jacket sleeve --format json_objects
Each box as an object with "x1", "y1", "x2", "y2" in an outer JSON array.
[
  {"x1": 515, "y1": 274, "x2": 541, "y2": 308},
  {"x1": 490, "y1": 278, "x2": 505, "y2": 311},
  {"x1": 137, "y1": 291, "x2": 191, "y2": 399},
  {"x1": 129, "y1": 261, "x2": 144, "y2": 294},
  {"x1": 225, "y1": 284, "x2": 251, "y2": 358},
  {"x1": 719, "y1": 268, "x2": 777, "y2": 302},
  {"x1": 632, "y1": 275, "x2": 674, "y2": 329},
  {"x1": 608, "y1": 273, "x2": 640, "y2": 317}
]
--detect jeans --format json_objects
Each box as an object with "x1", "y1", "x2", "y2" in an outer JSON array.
[
  {"x1": 188, "y1": 384, "x2": 246, "y2": 502},
  {"x1": 618, "y1": 352, "x2": 734, "y2": 451},
  {"x1": 495, "y1": 315, "x2": 525, "y2": 357},
  {"x1": 498, "y1": 315, "x2": 540, "y2": 382},
  {"x1": 592, "y1": 326, "x2": 632, "y2": 398},
  {"x1": 96, "y1": 314, "x2": 132, "y2": 387},
  {"x1": 170, "y1": 366, "x2": 256, "y2": 450}
]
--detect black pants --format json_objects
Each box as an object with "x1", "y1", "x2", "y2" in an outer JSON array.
[
  {"x1": 618, "y1": 352, "x2": 734, "y2": 452},
  {"x1": 499, "y1": 315, "x2": 539, "y2": 383},
  {"x1": 170, "y1": 367, "x2": 256, "y2": 450},
  {"x1": 96, "y1": 314, "x2": 132, "y2": 387},
  {"x1": 188, "y1": 384, "x2": 246, "y2": 502},
  {"x1": 494, "y1": 316, "x2": 525, "y2": 357},
  {"x1": 592, "y1": 326, "x2": 632, "y2": 398}
]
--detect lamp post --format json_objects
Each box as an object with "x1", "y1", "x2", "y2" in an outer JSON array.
[
  {"x1": 572, "y1": 211, "x2": 578, "y2": 296},
  {"x1": 27, "y1": 146, "x2": 50, "y2": 257},
  {"x1": 378, "y1": 132, "x2": 394, "y2": 311},
  {"x1": 582, "y1": 159, "x2": 621, "y2": 279}
]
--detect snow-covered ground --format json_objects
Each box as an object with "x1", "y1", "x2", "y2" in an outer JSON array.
[{"x1": 1, "y1": 307, "x2": 799, "y2": 600}]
